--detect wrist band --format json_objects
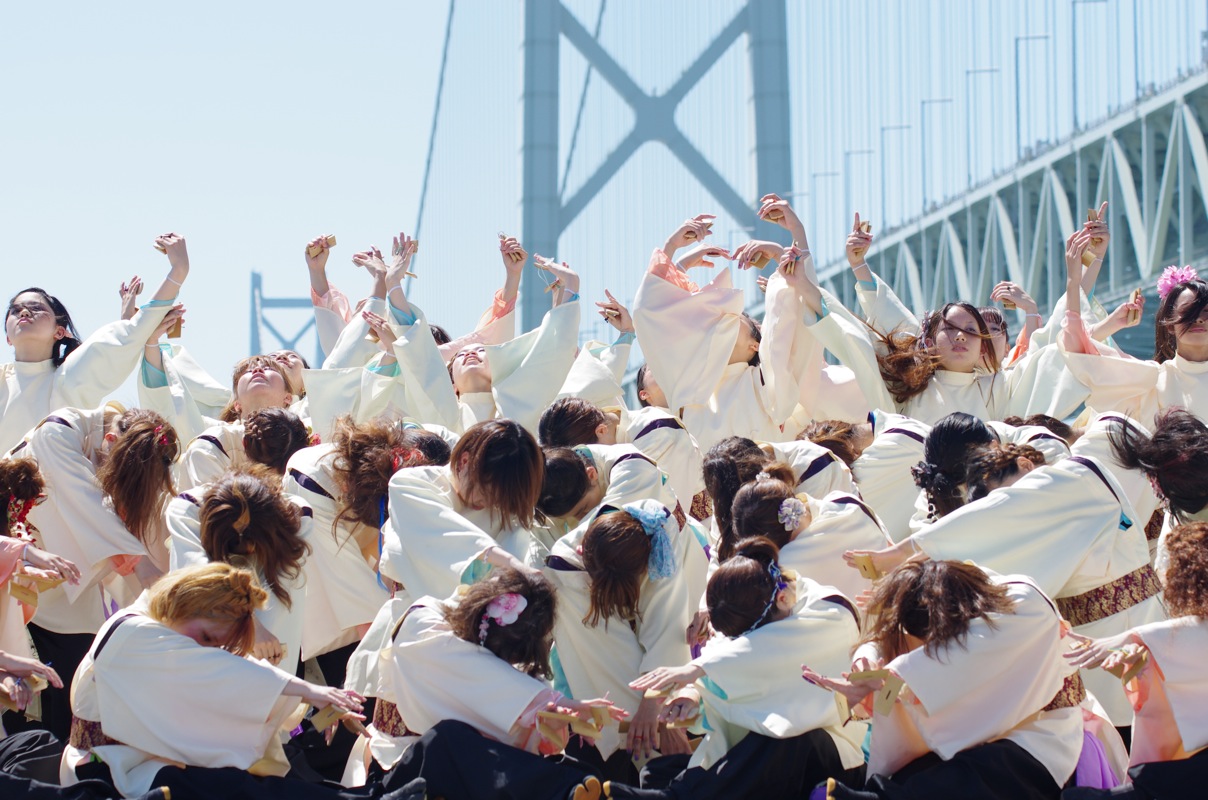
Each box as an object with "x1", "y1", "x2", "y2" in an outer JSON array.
[
  {"x1": 389, "y1": 286, "x2": 405, "y2": 295},
  {"x1": 144, "y1": 343, "x2": 161, "y2": 349},
  {"x1": 1026, "y1": 313, "x2": 1042, "y2": 319},
  {"x1": 164, "y1": 275, "x2": 184, "y2": 286}
]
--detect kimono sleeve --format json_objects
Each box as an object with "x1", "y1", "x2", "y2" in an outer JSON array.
[{"x1": 56, "y1": 305, "x2": 172, "y2": 409}]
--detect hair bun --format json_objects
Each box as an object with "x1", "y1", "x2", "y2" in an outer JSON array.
[{"x1": 731, "y1": 535, "x2": 780, "y2": 565}]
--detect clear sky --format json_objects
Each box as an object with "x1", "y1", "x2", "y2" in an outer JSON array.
[{"x1": 3, "y1": 1, "x2": 1204, "y2": 405}]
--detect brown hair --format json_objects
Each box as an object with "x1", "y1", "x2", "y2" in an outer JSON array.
[
  {"x1": 1163, "y1": 522, "x2": 1208, "y2": 618},
  {"x1": 702, "y1": 437, "x2": 771, "y2": 552},
  {"x1": 146, "y1": 562, "x2": 267, "y2": 656},
  {"x1": 330, "y1": 417, "x2": 451, "y2": 536},
  {"x1": 1001, "y1": 414, "x2": 1081, "y2": 445},
  {"x1": 1109, "y1": 409, "x2": 1208, "y2": 520},
  {"x1": 95, "y1": 409, "x2": 179, "y2": 549},
  {"x1": 800, "y1": 420, "x2": 862, "y2": 467},
  {"x1": 707, "y1": 536, "x2": 785, "y2": 637},
  {"x1": 581, "y1": 508, "x2": 651, "y2": 627},
  {"x1": 219, "y1": 356, "x2": 290, "y2": 423},
  {"x1": 442, "y1": 566, "x2": 557, "y2": 678},
  {"x1": 538, "y1": 397, "x2": 606, "y2": 447},
  {"x1": 243, "y1": 407, "x2": 310, "y2": 474},
  {"x1": 1154, "y1": 280, "x2": 1208, "y2": 363},
  {"x1": 977, "y1": 306, "x2": 1010, "y2": 342},
  {"x1": 0, "y1": 458, "x2": 43, "y2": 535},
  {"x1": 872, "y1": 303, "x2": 997, "y2": 404},
  {"x1": 860, "y1": 559, "x2": 1015, "y2": 661},
  {"x1": 536, "y1": 447, "x2": 591, "y2": 518},
  {"x1": 725, "y1": 462, "x2": 800, "y2": 563},
  {"x1": 451, "y1": 420, "x2": 543, "y2": 531},
  {"x1": 964, "y1": 443, "x2": 1045, "y2": 502},
  {"x1": 200, "y1": 472, "x2": 309, "y2": 609}
]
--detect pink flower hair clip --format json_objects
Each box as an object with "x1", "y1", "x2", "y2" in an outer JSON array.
[
  {"x1": 478, "y1": 592, "x2": 528, "y2": 645},
  {"x1": 1157, "y1": 265, "x2": 1199, "y2": 298}
]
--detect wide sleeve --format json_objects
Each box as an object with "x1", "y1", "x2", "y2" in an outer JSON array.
[
  {"x1": 556, "y1": 338, "x2": 629, "y2": 409},
  {"x1": 166, "y1": 493, "x2": 208, "y2": 570},
  {"x1": 635, "y1": 525, "x2": 695, "y2": 675},
  {"x1": 381, "y1": 468, "x2": 499, "y2": 600},
  {"x1": 853, "y1": 272, "x2": 920, "y2": 335},
  {"x1": 137, "y1": 345, "x2": 227, "y2": 444},
  {"x1": 312, "y1": 283, "x2": 354, "y2": 359},
  {"x1": 435, "y1": 292, "x2": 519, "y2": 363},
  {"x1": 1132, "y1": 616, "x2": 1208, "y2": 755},
  {"x1": 180, "y1": 432, "x2": 235, "y2": 492},
  {"x1": 625, "y1": 409, "x2": 705, "y2": 512},
  {"x1": 323, "y1": 296, "x2": 387, "y2": 370},
  {"x1": 25, "y1": 417, "x2": 146, "y2": 601},
  {"x1": 54, "y1": 304, "x2": 173, "y2": 409},
  {"x1": 1060, "y1": 349, "x2": 1162, "y2": 421},
  {"x1": 488, "y1": 300, "x2": 581, "y2": 434},
  {"x1": 759, "y1": 270, "x2": 817, "y2": 426},
  {"x1": 804, "y1": 288, "x2": 896, "y2": 415},
  {"x1": 391, "y1": 305, "x2": 462, "y2": 432},
  {"x1": 631, "y1": 250, "x2": 745, "y2": 414}
]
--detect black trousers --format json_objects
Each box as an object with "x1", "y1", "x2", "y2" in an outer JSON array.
[
  {"x1": 299, "y1": 642, "x2": 367, "y2": 782},
  {"x1": 607, "y1": 728, "x2": 864, "y2": 799},
  {"x1": 382, "y1": 719, "x2": 598, "y2": 800},
  {"x1": 26, "y1": 624, "x2": 97, "y2": 741},
  {"x1": 861, "y1": 739, "x2": 1060, "y2": 800},
  {"x1": 149, "y1": 764, "x2": 425, "y2": 800},
  {"x1": 0, "y1": 728, "x2": 65, "y2": 784}
]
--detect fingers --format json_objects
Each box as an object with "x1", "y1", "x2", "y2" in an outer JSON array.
[
  {"x1": 1097, "y1": 200, "x2": 1108, "y2": 221},
  {"x1": 853, "y1": 211, "x2": 861, "y2": 232},
  {"x1": 39, "y1": 664, "x2": 63, "y2": 689}
]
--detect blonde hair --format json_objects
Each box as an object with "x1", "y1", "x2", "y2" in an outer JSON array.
[{"x1": 146, "y1": 563, "x2": 267, "y2": 656}]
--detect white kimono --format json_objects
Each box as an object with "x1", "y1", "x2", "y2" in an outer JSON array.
[
  {"x1": 1064, "y1": 351, "x2": 1208, "y2": 425},
  {"x1": 850, "y1": 411, "x2": 929, "y2": 543},
  {"x1": 1128, "y1": 615, "x2": 1208, "y2": 765},
  {"x1": 620, "y1": 406, "x2": 706, "y2": 517},
  {"x1": 776, "y1": 492, "x2": 892, "y2": 602},
  {"x1": 631, "y1": 255, "x2": 795, "y2": 455},
  {"x1": 391, "y1": 301, "x2": 581, "y2": 435},
  {"x1": 863, "y1": 575, "x2": 1082, "y2": 788},
  {"x1": 761, "y1": 439, "x2": 858, "y2": 498},
  {"x1": 380, "y1": 465, "x2": 539, "y2": 601},
  {"x1": 556, "y1": 337, "x2": 631, "y2": 411},
  {"x1": 0, "y1": 303, "x2": 171, "y2": 454},
  {"x1": 688, "y1": 577, "x2": 866, "y2": 771},
  {"x1": 543, "y1": 504, "x2": 697, "y2": 758},
  {"x1": 282, "y1": 443, "x2": 391, "y2": 659},
  {"x1": 912, "y1": 414, "x2": 1166, "y2": 722},
  {"x1": 7, "y1": 406, "x2": 167, "y2": 634},
  {"x1": 178, "y1": 421, "x2": 247, "y2": 492},
  {"x1": 136, "y1": 344, "x2": 232, "y2": 444},
  {"x1": 62, "y1": 602, "x2": 300, "y2": 798},
  {"x1": 383, "y1": 598, "x2": 556, "y2": 754},
  {"x1": 165, "y1": 487, "x2": 313, "y2": 675}
]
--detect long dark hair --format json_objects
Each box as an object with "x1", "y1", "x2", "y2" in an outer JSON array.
[
  {"x1": 872, "y1": 302, "x2": 997, "y2": 404},
  {"x1": 1154, "y1": 280, "x2": 1208, "y2": 363},
  {"x1": 702, "y1": 437, "x2": 770, "y2": 550},
  {"x1": 7, "y1": 287, "x2": 81, "y2": 367},
  {"x1": 911, "y1": 412, "x2": 994, "y2": 518},
  {"x1": 1109, "y1": 409, "x2": 1208, "y2": 520}
]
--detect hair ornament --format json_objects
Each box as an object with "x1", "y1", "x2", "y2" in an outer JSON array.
[
  {"x1": 308, "y1": 432, "x2": 322, "y2": 447},
  {"x1": 777, "y1": 497, "x2": 806, "y2": 532},
  {"x1": 391, "y1": 447, "x2": 417, "y2": 472},
  {"x1": 741, "y1": 560, "x2": 790, "y2": 636},
  {"x1": 7, "y1": 493, "x2": 45, "y2": 539},
  {"x1": 755, "y1": 470, "x2": 774, "y2": 483},
  {"x1": 478, "y1": 592, "x2": 528, "y2": 644},
  {"x1": 153, "y1": 424, "x2": 170, "y2": 447},
  {"x1": 1157, "y1": 265, "x2": 1199, "y2": 298},
  {"x1": 621, "y1": 499, "x2": 679, "y2": 580}
]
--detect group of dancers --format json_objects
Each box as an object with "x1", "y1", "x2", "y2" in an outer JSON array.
[{"x1": 0, "y1": 193, "x2": 1206, "y2": 800}]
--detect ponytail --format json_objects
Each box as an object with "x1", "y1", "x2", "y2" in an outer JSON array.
[
  {"x1": 1109, "y1": 410, "x2": 1208, "y2": 519},
  {"x1": 581, "y1": 510, "x2": 651, "y2": 627},
  {"x1": 707, "y1": 536, "x2": 784, "y2": 637},
  {"x1": 96, "y1": 409, "x2": 179, "y2": 548},
  {"x1": 965, "y1": 443, "x2": 1044, "y2": 502},
  {"x1": 243, "y1": 407, "x2": 310, "y2": 474},
  {"x1": 725, "y1": 462, "x2": 799, "y2": 562},
  {"x1": 200, "y1": 472, "x2": 308, "y2": 609}
]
